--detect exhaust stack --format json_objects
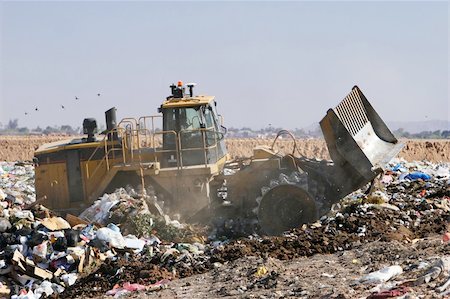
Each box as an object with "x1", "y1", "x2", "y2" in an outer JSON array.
[{"x1": 105, "y1": 107, "x2": 118, "y2": 141}]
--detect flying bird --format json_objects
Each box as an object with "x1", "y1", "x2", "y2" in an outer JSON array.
[
  {"x1": 61, "y1": 105, "x2": 65, "y2": 109},
  {"x1": 75, "y1": 96, "x2": 79, "y2": 100},
  {"x1": 97, "y1": 93, "x2": 101, "y2": 96},
  {"x1": 24, "y1": 112, "x2": 28, "y2": 115},
  {"x1": 35, "y1": 107, "x2": 39, "y2": 111}
]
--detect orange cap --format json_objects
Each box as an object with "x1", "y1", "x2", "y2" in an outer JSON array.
[{"x1": 177, "y1": 81, "x2": 183, "y2": 87}]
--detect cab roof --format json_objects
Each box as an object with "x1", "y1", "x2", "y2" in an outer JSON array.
[{"x1": 161, "y1": 95, "x2": 215, "y2": 109}]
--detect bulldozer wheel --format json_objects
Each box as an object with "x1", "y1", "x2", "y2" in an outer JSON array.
[{"x1": 258, "y1": 183, "x2": 318, "y2": 236}]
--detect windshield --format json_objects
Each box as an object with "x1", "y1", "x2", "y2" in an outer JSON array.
[
  {"x1": 163, "y1": 107, "x2": 202, "y2": 131},
  {"x1": 204, "y1": 106, "x2": 215, "y2": 129}
]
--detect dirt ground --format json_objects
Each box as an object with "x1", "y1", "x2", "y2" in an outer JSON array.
[
  {"x1": 72, "y1": 236, "x2": 449, "y2": 299},
  {"x1": 142, "y1": 237, "x2": 449, "y2": 299},
  {"x1": 1, "y1": 135, "x2": 449, "y2": 162}
]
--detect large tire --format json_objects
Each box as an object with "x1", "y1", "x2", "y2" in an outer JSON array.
[{"x1": 257, "y1": 171, "x2": 320, "y2": 235}]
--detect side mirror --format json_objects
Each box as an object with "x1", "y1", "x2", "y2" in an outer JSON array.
[{"x1": 220, "y1": 125, "x2": 227, "y2": 136}]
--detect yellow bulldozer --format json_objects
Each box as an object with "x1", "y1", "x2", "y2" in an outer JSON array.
[{"x1": 34, "y1": 82, "x2": 403, "y2": 235}]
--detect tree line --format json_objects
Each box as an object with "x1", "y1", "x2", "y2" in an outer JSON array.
[
  {"x1": 0, "y1": 119, "x2": 449, "y2": 139},
  {"x1": 0, "y1": 119, "x2": 81, "y2": 135}
]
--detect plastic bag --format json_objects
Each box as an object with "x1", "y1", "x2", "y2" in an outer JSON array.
[
  {"x1": 405, "y1": 172, "x2": 431, "y2": 181},
  {"x1": 79, "y1": 195, "x2": 119, "y2": 224},
  {"x1": 32, "y1": 241, "x2": 48, "y2": 261},
  {"x1": 96, "y1": 227, "x2": 125, "y2": 249},
  {"x1": 361, "y1": 265, "x2": 403, "y2": 283}
]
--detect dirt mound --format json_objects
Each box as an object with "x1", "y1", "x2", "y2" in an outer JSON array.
[
  {"x1": 0, "y1": 135, "x2": 69, "y2": 161},
  {"x1": 1, "y1": 135, "x2": 449, "y2": 162},
  {"x1": 226, "y1": 138, "x2": 450, "y2": 162}
]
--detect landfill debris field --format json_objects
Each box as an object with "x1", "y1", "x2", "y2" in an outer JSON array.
[
  {"x1": 0, "y1": 159, "x2": 449, "y2": 298},
  {"x1": 1, "y1": 135, "x2": 449, "y2": 163}
]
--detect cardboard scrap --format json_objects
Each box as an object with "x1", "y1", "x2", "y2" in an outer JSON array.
[
  {"x1": 0, "y1": 280, "x2": 10, "y2": 297},
  {"x1": 11, "y1": 249, "x2": 53, "y2": 280},
  {"x1": 77, "y1": 253, "x2": 85, "y2": 273},
  {"x1": 32, "y1": 266, "x2": 53, "y2": 280},
  {"x1": 41, "y1": 217, "x2": 71, "y2": 231},
  {"x1": 65, "y1": 214, "x2": 88, "y2": 227},
  {"x1": 12, "y1": 250, "x2": 26, "y2": 272},
  {"x1": 54, "y1": 268, "x2": 62, "y2": 277}
]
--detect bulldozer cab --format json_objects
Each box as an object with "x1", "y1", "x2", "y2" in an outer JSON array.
[{"x1": 159, "y1": 82, "x2": 227, "y2": 167}]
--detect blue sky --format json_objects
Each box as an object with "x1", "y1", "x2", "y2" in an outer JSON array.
[{"x1": 0, "y1": 1, "x2": 448, "y2": 130}]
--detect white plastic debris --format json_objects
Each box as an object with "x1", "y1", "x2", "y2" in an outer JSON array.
[
  {"x1": 0, "y1": 218, "x2": 12, "y2": 232},
  {"x1": 96, "y1": 227, "x2": 126, "y2": 249},
  {"x1": 123, "y1": 235, "x2": 146, "y2": 252},
  {"x1": 0, "y1": 189, "x2": 6, "y2": 200},
  {"x1": 361, "y1": 265, "x2": 403, "y2": 283},
  {"x1": 61, "y1": 273, "x2": 78, "y2": 287},
  {"x1": 34, "y1": 280, "x2": 54, "y2": 298},
  {"x1": 78, "y1": 194, "x2": 119, "y2": 224},
  {"x1": 32, "y1": 241, "x2": 48, "y2": 261},
  {"x1": 416, "y1": 257, "x2": 450, "y2": 285},
  {"x1": 11, "y1": 289, "x2": 37, "y2": 299},
  {"x1": 368, "y1": 190, "x2": 390, "y2": 203},
  {"x1": 14, "y1": 210, "x2": 34, "y2": 221}
]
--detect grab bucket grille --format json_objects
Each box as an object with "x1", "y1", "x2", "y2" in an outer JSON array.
[{"x1": 334, "y1": 88, "x2": 369, "y2": 137}]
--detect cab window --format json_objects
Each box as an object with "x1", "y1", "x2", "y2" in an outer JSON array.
[{"x1": 163, "y1": 107, "x2": 202, "y2": 131}]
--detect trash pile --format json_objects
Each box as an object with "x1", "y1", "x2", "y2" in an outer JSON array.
[
  {"x1": 0, "y1": 162, "x2": 35, "y2": 206},
  {"x1": 0, "y1": 159, "x2": 449, "y2": 298},
  {"x1": 78, "y1": 187, "x2": 205, "y2": 242},
  {"x1": 0, "y1": 163, "x2": 210, "y2": 298},
  {"x1": 208, "y1": 158, "x2": 449, "y2": 297},
  {"x1": 212, "y1": 159, "x2": 449, "y2": 259}
]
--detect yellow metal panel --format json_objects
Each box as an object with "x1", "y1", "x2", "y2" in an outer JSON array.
[
  {"x1": 252, "y1": 146, "x2": 280, "y2": 159},
  {"x1": 35, "y1": 163, "x2": 70, "y2": 209},
  {"x1": 35, "y1": 165, "x2": 51, "y2": 201},
  {"x1": 81, "y1": 159, "x2": 110, "y2": 198},
  {"x1": 161, "y1": 95, "x2": 214, "y2": 108},
  {"x1": 36, "y1": 139, "x2": 118, "y2": 155},
  {"x1": 54, "y1": 163, "x2": 69, "y2": 210}
]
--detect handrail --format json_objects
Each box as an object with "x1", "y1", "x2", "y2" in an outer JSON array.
[
  {"x1": 85, "y1": 119, "x2": 224, "y2": 190},
  {"x1": 153, "y1": 130, "x2": 179, "y2": 168},
  {"x1": 85, "y1": 127, "x2": 126, "y2": 178},
  {"x1": 87, "y1": 147, "x2": 122, "y2": 179},
  {"x1": 178, "y1": 127, "x2": 222, "y2": 167},
  {"x1": 271, "y1": 130, "x2": 298, "y2": 155},
  {"x1": 86, "y1": 134, "x2": 108, "y2": 164},
  {"x1": 118, "y1": 118, "x2": 138, "y2": 130},
  {"x1": 138, "y1": 115, "x2": 162, "y2": 132}
]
